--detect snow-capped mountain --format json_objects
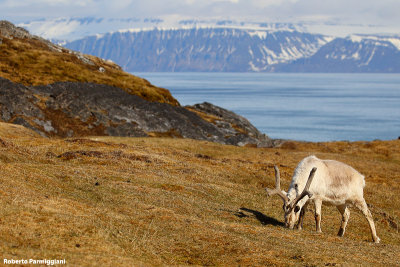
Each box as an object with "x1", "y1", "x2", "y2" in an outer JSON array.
[
  {"x1": 272, "y1": 35, "x2": 400, "y2": 72},
  {"x1": 64, "y1": 28, "x2": 400, "y2": 72},
  {"x1": 64, "y1": 28, "x2": 331, "y2": 72},
  {"x1": 18, "y1": 17, "x2": 400, "y2": 72}
]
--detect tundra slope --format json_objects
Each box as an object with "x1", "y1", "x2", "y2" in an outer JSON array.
[{"x1": 0, "y1": 127, "x2": 399, "y2": 266}]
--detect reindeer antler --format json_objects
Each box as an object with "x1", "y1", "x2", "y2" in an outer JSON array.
[
  {"x1": 290, "y1": 167, "x2": 317, "y2": 210},
  {"x1": 265, "y1": 165, "x2": 289, "y2": 204}
]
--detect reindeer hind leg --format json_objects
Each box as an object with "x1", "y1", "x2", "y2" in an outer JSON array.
[
  {"x1": 354, "y1": 199, "x2": 380, "y2": 243},
  {"x1": 337, "y1": 205, "x2": 350, "y2": 237}
]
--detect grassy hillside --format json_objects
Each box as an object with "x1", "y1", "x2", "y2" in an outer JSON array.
[
  {"x1": 0, "y1": 123, "x2": 399, "y2": 266},
  {"x1": 0, "y1": 29, "x2": 178, "y2": 106}
]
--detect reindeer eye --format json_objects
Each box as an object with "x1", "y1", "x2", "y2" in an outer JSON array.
[{"x1": 294, "y1": 206, "x2": 300, "y2": 213}]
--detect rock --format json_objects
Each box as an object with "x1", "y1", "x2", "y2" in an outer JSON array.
[
  {"x1": 0, "y1": 77, "x2": 277, "y2": 147},
  {"x1": 0, "y1": 20, "x2": 30, "y2": 39},
  {"x1": 187, "y1": 102, "x2": 276, "y2": 147}
]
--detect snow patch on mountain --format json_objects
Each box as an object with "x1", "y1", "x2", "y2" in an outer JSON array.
[
  {"x1": 349, "y1": 34, "x2": 400, "y2": 50},
  {"x1": 273, "y1": 34, "x2": 400, "y2": 72}
]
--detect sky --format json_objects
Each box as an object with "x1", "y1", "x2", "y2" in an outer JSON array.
[
  {"x1": 1, "y1": 0, "x2": 399, "y2": 25},
  {"x1": 1, "y1": 0, "x2": 399, "y2": 38}
]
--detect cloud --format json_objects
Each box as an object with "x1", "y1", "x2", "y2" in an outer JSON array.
[
  {"x1": 1, "y1": 0, "x2": 399, "y2": 30},
  {"x1": 32, "y1": 19, "x2": 81, "y2": 39},
  {"x1": 3, "y1": 0, "x2": 93, "y2": 8}
]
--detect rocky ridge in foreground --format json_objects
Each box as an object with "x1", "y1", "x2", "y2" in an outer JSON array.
[{"x1": 0, "y1": 77, "x2": 275, "y2": 147}]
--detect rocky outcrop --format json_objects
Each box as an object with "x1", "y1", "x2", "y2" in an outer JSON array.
[
  {"x1": 186, "y1": 102, "x2": 275, "y2": 147},
  {"x1": 0, "y1": 77, "x2": 275, "y2": 147},
  {"x1": 0, "y1": 20, "x2": 30, "y2": 39}
]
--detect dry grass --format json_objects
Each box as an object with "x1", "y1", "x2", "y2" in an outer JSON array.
[
  {"x1": 0, "y1": 122, "x2": 41, "y2": 138},
  {"x1": 0, "y1": 37, "x2": 178, "y2": 106},
  {"x1": 0, "y1": 124, "x2": 399, "y2": 266}
]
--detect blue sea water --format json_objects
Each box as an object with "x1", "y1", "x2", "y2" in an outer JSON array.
[{"x1": 135, "y1": 72, "x2": 400, "y2": 142}]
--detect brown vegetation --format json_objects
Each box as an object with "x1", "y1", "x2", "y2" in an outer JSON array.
[
  {"x1": 0, "y1": 37, "x2": 178, "y2": 105},
  {"x1": 0, "y1": 123, "x2": 399, "y2": 266}
]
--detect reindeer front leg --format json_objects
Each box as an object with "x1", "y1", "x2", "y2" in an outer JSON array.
[
  {"x1": 314, "y1": 198, "x2": 322, "y2": 233},
  {"x1": 296, "y1": 202, "x2": 309, "y2": 230}
]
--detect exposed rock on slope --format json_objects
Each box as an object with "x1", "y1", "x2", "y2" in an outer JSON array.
[
  {"x1": 0, "y1": 77, "x2": 274, "y2": 147},
  {"x1": 0, "y1": 20, "x2": 30, "y2": 39},
  {"x1": 187, "y1": 102, "x2": 276, "y2": 147}
]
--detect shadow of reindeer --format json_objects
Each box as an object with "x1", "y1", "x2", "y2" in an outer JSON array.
[{"x1": 235, "y1": 207, "x2": 284, "y2": 227}]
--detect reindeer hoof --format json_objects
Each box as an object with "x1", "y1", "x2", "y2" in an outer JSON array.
[
  {"x1": 374, "y1": 236, "x2": 381, "y2": 244},
  {"x1": 337, "y1": 228, "x2": 345, "y2": 237}
]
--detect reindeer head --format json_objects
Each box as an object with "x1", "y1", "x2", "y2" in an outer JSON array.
[{"x1": 266, "y1": 166, "x2": 316, "y2": 229}]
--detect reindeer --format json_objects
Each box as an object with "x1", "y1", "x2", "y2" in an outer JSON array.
[{"x1": 266, "y1": 155, "x2": 380, "y2": 243}]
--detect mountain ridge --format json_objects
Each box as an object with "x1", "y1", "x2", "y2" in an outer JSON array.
[
  {"x1": 63, "y1": 27, "x2": 400, "y2": 73},
  {"x1": 65, "y1": 27, "x2": 332, "y2": 72},
  {"x1": 272, "y1": 35, "x2": 400, "y2": 73}
]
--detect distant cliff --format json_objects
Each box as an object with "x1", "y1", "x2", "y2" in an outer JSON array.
[
  {"x1": 272, "y1": 36, "x2": 400, "y2": 72},
  {"x1": 65, "y1": 28, "x2": 330, "y2": 72},
  {"x1": 64, "y1": 28, "x2": 400, "y2": 73}
]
